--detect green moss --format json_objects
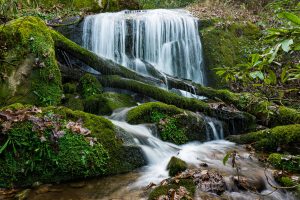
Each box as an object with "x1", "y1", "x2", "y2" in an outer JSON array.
[
  {"x1": 127, "y1": 102, "x2": 206, "y2": 144},
  {"x1": 64, "y1": 95, "x2": 84, "y2": 111},
  {"x1": 270, "y1": 106, "x2": 300, "y2": 127},
  {"x1": 127, "y1": 102, "x2": 182, "y2": 124},
  {"x1": 0, "y1": 17, "x2": 62, "y2": 107},
  {"x1": 227, "y1": 124, "x2": 300, "y2": 153},
  {"x1": 148, "y1": 179, "x2": 195, "y2": 200},
  {"x1": 84, "y1": 94, "x2": 111, "y2": 115},
  {"x1": 63, "y1": 83, "x2": 77, "y2": 94},
  {"x1": 268, "y1": 153, "x2": 300, "y2": 173},
  {"x1": 201, "y1": 22, "x2": 261, "y2": 87},
  {"x1": 277, "y1": 176, "x2": 295, "y2": 187},
  {"x1": 83, "y1": 92, "x2": 137, "y2": 115},
  {"x1": 167, "y1": 156, "x2": 188, "y2": 176},
  {"x1": 79, "y1": 74, "x2": 103, "y2": 99},
  {"x1": 139, "y1": 0, "x2": 196, "y2": 9}
]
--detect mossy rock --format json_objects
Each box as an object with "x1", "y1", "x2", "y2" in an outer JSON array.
[
  {"x1": 79, "y1": 73, "x2": 103, "y2": 99},
  {"x1": 63, "y1": 83, "x2": 77, "y2": 94},
  {"x1": 167, "y1": 156, "x2": 188, "y2": 176},
  {"x1": 0, "y1": 104, "x2": 146, "y2": 188},
  {"x1": 84, "y1": 92, "x2": 137, "y2": 115},
  {"x1": 227, "y1": 124, "x2": 300, "y2": 153},
  {"x1": 63, "y1": 94, "x2": 84, "y2": 111},
  {"x1": 127, "y1": 102, "x2": 206, "y2": 144},
  {"x1": 0, "y1": 17, "x2": 62, "y2": 107},
  {"x1": 148, "y1": 178, "x2": 195, "y2": 200},
  {"x1": 268, "y1": 153, "x2": 300, "y2": 173},
  {"x1": 200, "y1": 22, "x2": 261, "y2": 87}
]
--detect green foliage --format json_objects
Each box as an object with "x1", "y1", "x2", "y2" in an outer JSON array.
[
  {"x1": 79, "y1": 74, "x2": 103, "y2": 99},
  {"x1": 159, "y1": 117, "x2": 188, "y2": 145},
  {"x1": 214, "y1": 10, "x2": 300, "y2": 100},
  {"x1": 268, "y1": 153, "x2": 300, "y2": 173},
  {"x1": 83, "y1": 94, "x2": 110, "y2": 115},
  {"x1": 139, "y1": 0, "x2": 196, "y2": 9},
  {"x1": 64, "y1": 95, "x2": 84, "y2": 111},
  {"x1": 167, "y1": 156, "x2": 188, "y2": 176},
  {"x1": 277, "y1": 176, "x2": 295, "y2": 187}
]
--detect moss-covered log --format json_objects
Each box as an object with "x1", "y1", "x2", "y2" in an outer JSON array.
[{"x1": 227, "y1": 124, "x2": 300, "y2": 153}]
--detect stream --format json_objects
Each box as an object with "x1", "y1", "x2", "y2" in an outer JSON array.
[{"x1": 27, "y1": 108, "x2": 296, "y2": 200}]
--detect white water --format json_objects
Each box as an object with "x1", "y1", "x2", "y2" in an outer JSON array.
[
  {"x1": 83, "y1": 9, "x2": 205, "y2": 84},
  {"x1": 108, "y1": 108, "x2": 295, "y2": 200}
]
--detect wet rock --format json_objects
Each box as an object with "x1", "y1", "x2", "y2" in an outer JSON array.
[
  {"x1": 32, "y1": 181, "x2": 43, "y2": 188},
  {"x1": 232, "y1": 175, "x2": 265, "y2": 192},
  {"x1": 193, "y1": 169, "x2": 226, "y2": 195},
  {"x1": 196, "y1": 191, "x2": 222, "y2": 200},
  {"x1": 15, "y1": 189, "x2": 31, "y2": 200},
  {"x1": 0, "y1": 189, "x2": 19, "y2": 199},
  {"x1": 200, "y1": 163, "x2": 208, "y2": 167}
]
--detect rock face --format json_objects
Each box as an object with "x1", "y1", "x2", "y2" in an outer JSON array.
[
  {"x1": 0, "y1": 17, "x2": 62, "y2": 107},
  {"x1": 167, "y1": 157, "x2": 188, "y2": 177}
]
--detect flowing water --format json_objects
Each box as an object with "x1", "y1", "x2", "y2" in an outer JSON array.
[
  {"x1": 28, "y1": 108, "x2": 296, "y2": 200},
  {"x1": 82, "y1": 9, "x2": 205, "y2": 84}
]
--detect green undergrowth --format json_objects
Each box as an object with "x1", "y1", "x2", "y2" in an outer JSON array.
[
  {"x1": 127, "y1": 102, "x2": 206, "y2": 144},
  {"x1": 268, "y1": 153, "x2": 300, "y2": 173},
  {"x1": 0, "y1": 104, "x2": 145, "y2": 188},
  {"x1": 227, "y1": 124, "x2": 300, "y2": 153},
  {"x1": 0, "y1": 16, "x2": 62, "y2": 107}
]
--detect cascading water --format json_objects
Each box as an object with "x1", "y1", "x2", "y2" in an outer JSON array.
[{"x1": 82, "y1": 9, "x2": 205, "y2": 84}]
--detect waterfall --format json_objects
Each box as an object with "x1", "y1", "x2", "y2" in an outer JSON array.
[{"x1": 82, "y1": 9, "x2": 205, "y2": 84}]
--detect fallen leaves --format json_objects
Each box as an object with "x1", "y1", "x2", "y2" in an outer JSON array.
[{"x1": 0, "y1": 107, "x2": 94, "y2": 146}]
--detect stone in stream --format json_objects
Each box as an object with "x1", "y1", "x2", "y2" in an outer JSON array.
[{"x1": 167, "y1": 156, "x2": 188, "y2": 176}]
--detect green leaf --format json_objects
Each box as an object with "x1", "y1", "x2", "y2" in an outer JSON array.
[
  {"x1": 278, "y1": 12, "x2": 300, "y2": 25},
  {"x1": 223, "y1": 152, "x2": 231, "y2": 166},
  {"x1": 269, "y1": 43, "x2": 281, "y2": 63},
  {"x1": 0, "y1": 138, "x2": 10, "y2": 154},
  {"x1": 281, "y1": 67, "x2": 288, "y2": 83},
  {"x1": 281, "y1": 39, "x2": 294, "y2": 52},
  {"x1": 250, "y1": 71, "x2": 264, "y2": 80},
  {"x1": 268, "y1": 70, "x2": 277, "y2": 85}
]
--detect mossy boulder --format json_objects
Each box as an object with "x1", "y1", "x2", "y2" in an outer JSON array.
[
  {"x1": 0, "y1": 104, "x2": 146, "y2": 188},
  {"x1": 167, "y1": 156, "x2": 188, "y2": 177},
  {"x1": 79, "y1": 73, "x2": 103, "y2": 99},
  {"x1": 63, "y1": 83, "x2": 77, "y2": 94},
  {"x1": 148, "y1": 178, "x2": 195, "y2": 200},
  {"x1": 0, "y1": 17, "x2": 62, "y2": 107},
  {"x1": 227, "y1": 124, "x2": 300, "y2": 153},
  {"x1": 268, "y1": 153, "x2": 300, "y2": 173},
  {"x1": 63, "y1": 94, "x2": 84, "y2": 111},
  {"x1": 201, "y1": 22, "x2": 261, "y2": 87},
  {"x1": 84, "y1": 92, "x2": 137, "y2": 115},
  {"x1": 127, "y1": 102, "x2": 206, "y2": 144}
]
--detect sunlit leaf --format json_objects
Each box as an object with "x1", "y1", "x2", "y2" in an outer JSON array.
[
  {"x1": 281, "y1": 39, "x2": 293, "y2": 52},
  {"x1": 278, "y1": 12, "x2": 300, "y2": 25},
  {"x1": 250, "y1": 71, "x2": 264, "y2": 80}
]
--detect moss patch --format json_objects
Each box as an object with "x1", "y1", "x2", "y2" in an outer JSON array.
[
  {"x1": 79, "y1": 73, "x2": 103, "y2": 99},
  {"x1": 268, "y1": 153, "x2": 300, "y2": 173},
  {"x1": 0, "y1": 17, "x2": 62, "y2": 107}
]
